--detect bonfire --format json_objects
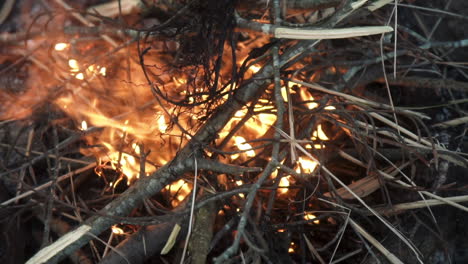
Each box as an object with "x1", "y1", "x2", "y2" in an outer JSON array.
[{"x1": 1, "y1": 0, "x2": 468, "y2": 263}]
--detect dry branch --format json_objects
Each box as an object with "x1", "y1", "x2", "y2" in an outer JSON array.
[
  {"x1": 4, "y1": 0, "x2": 466, "y2": 263},
  {"x1": 189, "y1": 200, "x2": 217, "y2": 264},
  {"x1": 87, "y1": 0, "x2": 142, "y2": 18},
  {"x1": 349, "y1": 218, "x2": 404, "y2": 264},
  {"x1": 1, "y1": 163, "x2": 95, "y2": 206},
  {"x1": 374, "y1": 195, "x2": 468, "y2": 216},
  {"x1": 0, "y1": 0, "x2": 15, "y2": 25},
  {"x1": 25, "y1": 39, "x2": 280, "y2": 263},
  {"x1": 235, "y1": 14, "x2": 393, "y2": 39},
  {"x1": 378, "y1": 76, "x2": 468, "y2": 93}
]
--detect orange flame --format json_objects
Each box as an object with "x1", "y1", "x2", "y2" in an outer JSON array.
[
  {"x1": 278, "y1": 176, "x2": 291, "y2": 194},
  {"x1": 312, "y1": 124, "x2": 329, "y2": 141},
  {"x1": 165, "y1": 179, "x2": 192, "y2": 207},
  {"x1": 234, "y1": 136, "x2": 255, "y2": 158},
  {"x1": 296, "y1": 157, "x2": 319, "y2": 174},
  {"x1": 299, "y1": 87, "x2": 318, "y2": 109}
]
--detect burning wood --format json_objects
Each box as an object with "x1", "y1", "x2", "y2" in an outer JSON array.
[{"x1": 1, "y1": 0, "x2": 468, "y2": 263}]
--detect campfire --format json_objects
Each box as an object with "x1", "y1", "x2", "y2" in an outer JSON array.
[{"x1": 1, "y1": 0, "x2": 468, "y2": 263}]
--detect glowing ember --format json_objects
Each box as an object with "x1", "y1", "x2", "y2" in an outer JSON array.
[
  {"x1": 235, "y1": 180, "x2": 243, "y2": 186},
  {"x1": 68, "y1": 59, "x2": 79, "y2": 72},
  {"x1": 278, "y1": 176, "x2": 291, "y2": 194},
  {"x1": 234, "y1": 136, "x2": 255, "y2": 157},
  {"x1": 234, "y1": 110, "x2": 245, "y2": 118},
  {"x1": 99, "y1": 67, "x2": 106, "y2": 76},
  {"x1": 75, "y1": 73, "x2": 84, "y2": 80},
  {"x1": 281, "y1": 87, "x2": 289, "y2": 102},
  {"x1": 111, "y1": 225, "x2": 125, "y2": 235},
  {"x1": 172, "y1": 76, "x2": 187, "y2": 86},
  {"x1": 299, "y1": 87, "x2": 318, "y2": 109},
  {"x1": 296, "y1": 157, "x2": 319, "y2": 174},
  {"x1": 324, "y1": 105, "x2": 336, "y2": 110},
  {"x1": 132, "y1": 143, "x2": 141, "y2": 155},
  {"x1": 312, "y1": 124, "x2": 329, "y2": 141},
  {"x1": 281, "y1": 82, "x2": 297, "y2": 102},
  {"x1": 304, "y1": 213, "x2": 320, "y2": 224},
  {"x1": 288, "y1": 242, "x2": 296, "y2": 253},
  {"x1": 54, "y1": 43, "x2": 68, "y2": 51},
  {"x1": 80, "y1": 120, "x2": 88, "y2": 131},
  {"x1": 249, "y1": 64, "x2": 261, "y2": 73},
  {"x1": 157, "y1": 115, "x2": 168, "y2": 133}
]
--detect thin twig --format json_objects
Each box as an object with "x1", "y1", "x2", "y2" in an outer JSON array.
[
  {"x1": 1, "y1": 163, "x2": 95, "y2": 206},
  {"x1": 180, "y1": 156, "x2": 198, "y2": 264},
  {"x1": 349, "y1": 218, "x2": 404, "y2": 264},
  {"x1": 53, "y1": 0, "x2": 118, "y2": 47}
]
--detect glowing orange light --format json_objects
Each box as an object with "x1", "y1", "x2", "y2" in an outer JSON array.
[
  {"x1": 312, "y1": 124, "x2": 329, "y2": 141},
  {"x1": 281, "y1": 86, "x2": 289, "y2": 102},
  {"x1": 122, "y1": 120, "x2": 129, "y2": 132},
  {"x1": 157, "y1": 115, "x2": 168, "y2": 133},
  {"x1": 99, "y1": 67, "x2": 106, "y2": 76},
  {"x1": 101, "y1": 142, "x2": 148, "y2": 184},
  {"x1": 172, "y1": 76, "x2": 187, "y2": 86},
  {"x1": 75, "y1": 73, "x2": 84, "y2": 80},
  {"x1": 68, "y1": 59, "x2": 79, "y2": 72},
  {"x1": 80, "y1": 120, "x2": 87, "y2": 130},
  {"x1": 249, "y1": 64, "x2": 261, "y2": 73},
  {"x1": 234, "y1": 109, "x2": 246, "y2": 118},
  {"x1": 111, "y1": 225, "x2": 125, "y2": 235},
  {"x1": 324, "y1": 105, "x2": 336, "y2": 110},
  {"x1": 299, "y1": 88, "x2": 318, "y2": 109},
  {"x1": 288, "y1": 242, "x2": 295, "y2": 253},
  {"x1": 304, "y1": 213, "x2": 320, "y2": 224},
  {"x1": 54, "y1": 43, "x2": 68, "y2": 51},
  {"x1": 234, "y1": 136, "x2": 255, "y2": 157},
  {"x1": 235, "y1": 180, "x2": 243, "y2": 186},
  {"x1": 278, "y1": 176, "x2": 291, "y2": 194},
  {"x1": 132, "y1": 143, "x2": 140, "y2": 155},
  {"x1": 165, "y1": 179, "x2": 192, "y2": 207},
  {"x1": 296, "y1": 157, "x2": 319, "y2": 174}
]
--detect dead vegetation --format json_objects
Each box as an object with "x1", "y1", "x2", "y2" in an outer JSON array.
[{"x1": 1, "y1": 0, "x2": 468, "y2": 263}]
